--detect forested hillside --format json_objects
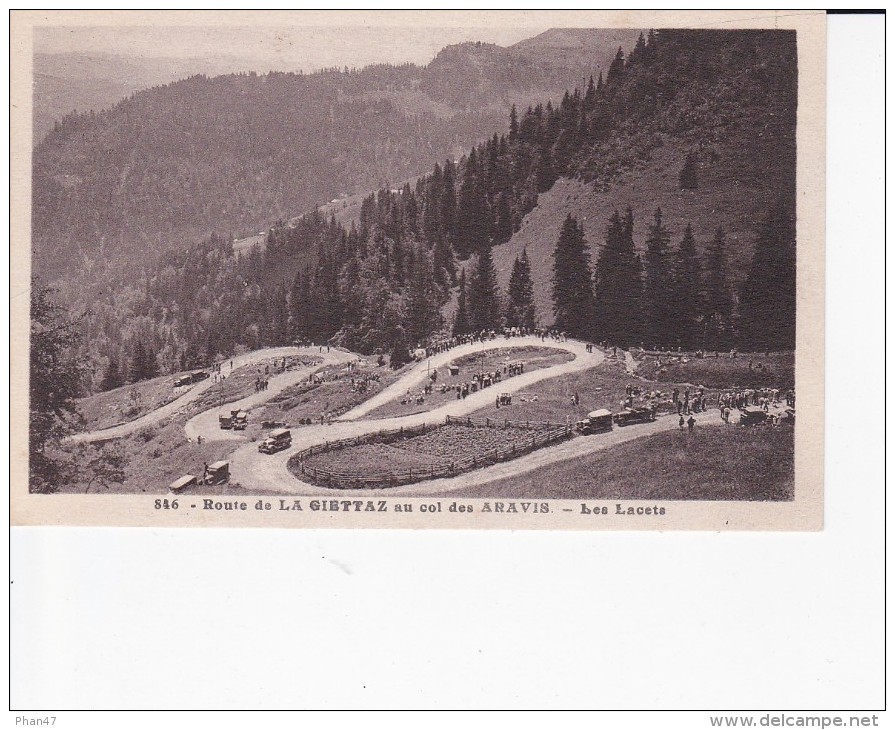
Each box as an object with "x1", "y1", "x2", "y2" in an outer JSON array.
[
  {"x1": 33, "y1": 34, "x2": 635, "y2": 290},
  {"x1": 32, "y1": 52, "x2": 250, "y2": 143},
  {"x1": 56, "y1": 29, "x2": 797, "y2": 394}
]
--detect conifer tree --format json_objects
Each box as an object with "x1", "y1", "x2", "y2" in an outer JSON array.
[
  {"x1": 703, "y1": 226, "x2": 734, "y2": 349},
  {"x1": 670, "y1": 223, "x2": 703, "y2": 349},
  {"x1": 593, "y1": 209, "x2": 642, "y2": 346},
  {"x1": 456, "y1": 149, "x2": 487, "y2": 258},
  {"x1": 739, "y1": 202, "x2": 796, "y2": 351},
  {"x1": 642, "y1": 207, "x2": 674, "y2": 348},
  {"x1": 440, "y1": 160, "x2": 457, "y2": 250},
  {"x1": 453, "y1": 268, "x2": 470, "y2": 336},
  {"x1": 506, "y1": 248, "x2": 536, "y2": 330},
  {"x1": 407, "y1": 245, "x2": 442, "y2": 346},
  {"x1": 552, "y1": 215, "x2": 593, "y2": 338},
  {"x1": 129, "y1": 339, "x2": 156, "y2": 382},
  {"x1": 607, "y1": 47, "x2": 626, "y2": 84},
  {"x1": 468, "y1": 243, "x2": 500, "y2": 332},
  {"x1": 100, "y1": 356, "x2": 123, "y2": 392},
  {"x1": 30, "y1": 280, "x2": 84, "y2": 492}
]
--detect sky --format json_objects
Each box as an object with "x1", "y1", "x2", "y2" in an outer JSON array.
[{"x1": 34, "y1": 21, "x2": 557, "y2": 72}]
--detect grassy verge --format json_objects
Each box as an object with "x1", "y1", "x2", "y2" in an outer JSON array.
[
  {"x1": 252, "y1": 358, "x2": 406, "y2": 425},
  {"x1": 445, "y1": 425, "x2": 794, "y2": 501},
  {"x1": 77, "y1": 376, "x2": 185, "y2": 431},
  {"x1": 364, "y1": 346, "x2": 574, "y2": 420},
  {"x1": 635, "y1": 351, "x2": 794, "y2": 390},
  {"x1": 188, "y1": 355, "x2": 323, "y2": 413},
  {"x1": 468, "y1": 354, "x2": 721, "y2": 425}
]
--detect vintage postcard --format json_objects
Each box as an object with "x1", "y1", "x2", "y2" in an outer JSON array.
[{"x1": 11, "y1": 10, "x2": 826, "y2": 529}]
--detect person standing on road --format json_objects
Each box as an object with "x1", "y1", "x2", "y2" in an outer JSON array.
[
  {"x1": 679, "y1": 415, "x2": 685, "y2": 431},
  {"x1": 687, "y1": 415, "x2": 696, "y2": 433}
]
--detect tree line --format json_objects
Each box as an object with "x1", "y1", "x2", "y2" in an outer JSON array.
[
  {"x1": 64, "y1": 28, "x2": 796, "y2": 392},
  {"x1": 551, "y1": 204, "x2": 795, "y2": 352}
]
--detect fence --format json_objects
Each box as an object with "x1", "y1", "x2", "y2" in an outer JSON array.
[{"x1": 290, "y1": 416, "x2": 573, "y2": 490}]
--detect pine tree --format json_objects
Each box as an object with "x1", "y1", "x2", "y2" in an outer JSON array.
[
  {"x1": 506, "y1": 248, "x2": 536, "y2": 330},
  {"x1": 129, "y1": 339, "x2": 155, "y2": 382},
  {"x1": 455, "y1": 149, "x2": 487, "y2": 258},
  {"x1": 670, "y1": 223, "x2": 703, "y2": 349},
  {"x1": 739, "y1": 202, "x2": 796, "y2": 351},
  {"x1": 593, "y1": 209, "x2": 642, "y2": 346},
  {"x1": 492, "y1": 192, "x2": 514, "y2": 245},
  {"x1": 607, "y1": 47, "x2": 626, "y2": 84},
  {"x1": 453, "y1": 268, "x2": 470, "y2": 336},
  {"x1": 100, "y1": 356, "x2": 123, "y2": 392},
  {"x1": 552, "y1": 215, "x2": 593, "y2": 338},
  {"x1": 407, "y1": 244, "x2": 442, "y2": 346},
  {"x1": 440, "y1": 160, "x2": 457, "y2": 250},
  {"x1": 468, "y1": 244, "x2": 500, "y2": 332},
  {"x1": 30, "y1": 280, "x2": 84, "y2": 493},
  {"x1": 642, "y1": 207, "x2": 674, "y2": 348},
  {"x1": 703, "y1": 226, "x2": 734, "y2": 350},
  {"x1": 432, "y1": 235, "x2": 456, "y2": 287}
]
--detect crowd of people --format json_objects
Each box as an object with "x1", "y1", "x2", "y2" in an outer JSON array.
[
  {"x1": 717, "y1": 387, "x2": 793, "y2": 411},
  {"x1": 398, "y1": 358, "x2": 530, "y2": 408},
  {"x1": 418, "y1": 326, "x2": 574, "y2": 360}
]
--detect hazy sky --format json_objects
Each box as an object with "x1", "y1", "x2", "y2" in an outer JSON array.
[{"x1": 35, "y1": 23, "x2": 557, "y2": 72}]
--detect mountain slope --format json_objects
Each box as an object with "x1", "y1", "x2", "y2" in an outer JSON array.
[
  {"x1": 32, "y1": 33, "x2": 628, "y2": 291},
  {"x1": 492, "y1": 128, "x2": 794, "y2": 324},
  {"x1": 61, "y1": 29, "x2": 798, "y2": 392},
  {"x1": 32, "y1": 52, "x2": 252, "y2": 144}
]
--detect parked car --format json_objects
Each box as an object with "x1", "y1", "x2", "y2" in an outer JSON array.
[
  {"x1": 174, "y1": 374, "x2": 193, "y2": 388},
  {"x1": 231, "y1": 410, "x2": 248, "y2": 431},
  {"x1": 613, "y1": 405, "x2": 657, "y2": 427},
  {"x1": 575, "y1": 408, "x2": 614, "y2": 434},
  {"x1": 204, "y1": 461, "x2": 230, "y2": 485},
  {"x1": 169, "y1": 474, "x2": 197, "y2": 493},
  {"x1": 739, "y1": 407, "x2": 769, "y2": 426}
]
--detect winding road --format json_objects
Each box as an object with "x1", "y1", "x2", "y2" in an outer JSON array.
[
  {"x1": 228, "y1": 336, "x2": 604, "y2": 494},
  {"x1": 76, "y1": 337, "x2": 786, "y2": 496},
  {"x1": 184, "y1": 349, "x2": 356, "y2": 443},
  {"x1": 72, "y1": 346, "x2": 352, "y2": 444}
]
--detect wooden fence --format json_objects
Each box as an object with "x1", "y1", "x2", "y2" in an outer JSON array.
[{"x1": 290, "y1": 416, "x2": 573, "y2": 490}]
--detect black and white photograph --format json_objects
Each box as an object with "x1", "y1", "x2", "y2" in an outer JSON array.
[{"x1": 12, "y1": 10, "x2": 825, "y2": 529}]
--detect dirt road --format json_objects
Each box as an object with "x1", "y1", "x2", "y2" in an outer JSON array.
[
  {"x1": 184, "y1": 349, "x2": 356, "y2": 443},
  {"x1": 72, "y1": 346, "x2": 349, "y2": 443},
  {"x1": 229, "y1": 337, "x2": 603, "y2": 493}
]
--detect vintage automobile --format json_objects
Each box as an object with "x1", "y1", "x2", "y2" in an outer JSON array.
[
  {"x1": 575, "y1": 408, "x2": 614, "y2": 434},
  {"x1": 613, "y1": 405, "x2": 657, "y2": 427},
  {"x1": 739, "y1": 407, "x2": 769, "y2": 426},
  {"x1": 219, "y1": 409, "x2": 248, "y2": 430},
  {"x1": 204, "y1": 461, "x2": 230, "y2": 486},
  {"x1": 191, "y1": 370, "x2": 210, "y2": 382},
  {"x1": 258, "y1": 428, "x2": 292, "y2": 454},
  {"x1": 174, "y1": 374, "x2": 193, "y2": 388},
  {"x1": 169, "y1": 474, "x2": 198, "y2": 493},
  {"x1": 231, "y1": 410, "x2": 248, "y2": 431}
]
